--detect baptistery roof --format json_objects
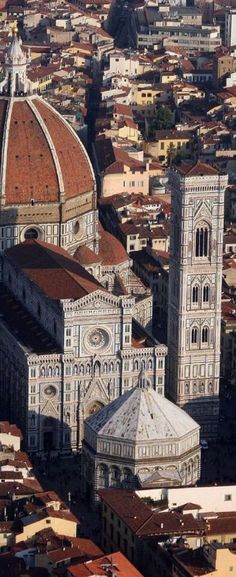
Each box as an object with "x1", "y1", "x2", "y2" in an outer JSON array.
[
  {"x1": 86, "y1": 381, "x2": 199, "y2": 443},
  {"x1": 0, "y1": 96, "x2": 94, "y2": 205}
]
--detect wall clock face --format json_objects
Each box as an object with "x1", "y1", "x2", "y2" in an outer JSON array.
[
  {"x1": 44, "y1": 385, "x2": 57, "y2": 398},
  {"x1": 86, "y1": 328, "x2": 109, "y2": 351}
]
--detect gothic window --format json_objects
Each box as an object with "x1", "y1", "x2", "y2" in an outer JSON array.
[
  {"x1": 103, "y1": 362, "x2": 108, "y2": 373},
  {"x1": 41, "y1": 367, "x2": 45, "y2": 377},
  {"x1": 208, "y1": 382, "x2": 213, "y2": 393},
  {"x1": 191, "y1": 327, "x2": 198, "y2": 344},
  {"x1": 202, "y1": 326, "x2": 209, "y2": 343},
  {"x1": 195, "y1": 225, "x2": 209, "y2": 257},
  {"x1": 148, "y1": 359, "x2": 153, "y2": 370},
  {"x1": 74, "y1": 365, "x2": 78, "y2": 375},
  {"x1": 86, "y1": 364, "x2": 90, "y2": 374},
  {"x1": 192, "y1": 285, "x2": 199, "y2": 303},
  {"x1": 185, "y1": 383, "x2": 189, "y2": 394},
  {"x1": 48, "y1": 367, "x2": 52, "y2": 377},
  {"x1": 134, "y1": 360, "x2": 139, "y2": 371},
  {"x1": 203, "y1": 285, "x2": 209, "y2": 302},
  {"x1": 110, "y1": 362, "x2": 114, "y2": 373},
  {"x1": 80, "y1": 365, "x2": 85, "y2": 375},
  {"x1": 55, "y1": 366, "x2": 60, "y2": 376}
]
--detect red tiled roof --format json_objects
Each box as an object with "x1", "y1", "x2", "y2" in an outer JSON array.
[
  {"x1": 74, "y1": 245, "x2": 101, "y2": 266},
  {"x1": 6, "y1": 240, "x2": 105, "y2": 301},
  {"x1": 0, "y1": 421, "x2": 22, "y2": 438},
  {"x1": 2, "y1": 96, "x2": 94, "y2": 205},
  {"x1": 67, "y1": 551, "x2": 143, "y2": 577},
  {"x1": 175, "y1": 161, "x2": 221, "y2": 177},
  {"x1": 98, "y1": 225, "x2": 129, "y2": 265}
]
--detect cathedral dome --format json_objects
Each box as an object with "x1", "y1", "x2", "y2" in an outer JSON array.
[
  {"x1": 0, "y1": 34, "x2": 96, "y2": 253},
  {"x1": 0, "y1": 96, "x2": 94, "y2": 206}
]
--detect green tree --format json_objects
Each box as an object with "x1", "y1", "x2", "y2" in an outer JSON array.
[{"x1": 154, "y1": 105, "x2": 174, "y2": 130}]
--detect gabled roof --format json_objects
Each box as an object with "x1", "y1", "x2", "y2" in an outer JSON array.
[{"x1": 6, "y1": 240, "x2": 105, "y2": 301}]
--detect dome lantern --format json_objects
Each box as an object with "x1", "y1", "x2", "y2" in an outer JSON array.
[{"x1": 0, "y1": 29, "x2": 31, "y2": 96}]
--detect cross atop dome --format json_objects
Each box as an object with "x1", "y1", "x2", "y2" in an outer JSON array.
[{"x1": 0, "y1": 29, "x2": 31, "y2": 96}]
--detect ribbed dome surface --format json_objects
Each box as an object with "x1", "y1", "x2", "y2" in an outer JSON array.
[{"x1": 0, "y1": 95, "x2": 94, "y2": 205}]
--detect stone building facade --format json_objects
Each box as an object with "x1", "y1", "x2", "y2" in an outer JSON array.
[
  {"x1": 0, "y1": 240, "x2": 167, "y2": 454},
  {"x1": 167, "y1": 162, "x2": 228, "y2": 438},
  {"x1": 82, "y1": 376, "x2": 201, "y2": 503}
]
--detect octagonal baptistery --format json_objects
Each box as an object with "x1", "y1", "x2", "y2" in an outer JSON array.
[
  {"x1": 0, "y1": 34, "x2": 97, "y2": 254},
  {"x1": 82, "y1": 375, "x2": 201, "y2": 502}
]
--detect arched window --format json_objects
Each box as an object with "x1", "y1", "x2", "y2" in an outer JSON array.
[
  {"x1": 195, "y1": 225, "x2": 209, "y2": 257},
  {"x1": 148, "y1": 359, "x2": 153, "y2": 370},
  {"x1": 192, "y1": 285, "x2": 199, "y2": 303},
  {"x1": 203, "y1": 285, "x2": 209, "y2": 302},
  {"x1": 202, "y1": 326, "x2": 208, "y2": 343},
  {"x1": 74, "y1": 365, "x2": 78, "y2": 375},
  {"x1": 185, "y1": 383, "x2": 189, "y2": 394},
  {"x1": 103, "y1": 362, "x2": 108, "y2": 373},
  {"x1": 191, "y1": 327, "x2": 198, "y2": 344},
  {"x1": 134, "y1": 360, "x2": 139, "y2": 371},
  {"x1": 24, "y1": 227, "x2": 39, "y2": 240},
  {"x1": 193, "y1": 383, "x2": 197, "y2": 393},
  {"x1": 208, "y1": 382, "x2": 213, "y2": 392}
]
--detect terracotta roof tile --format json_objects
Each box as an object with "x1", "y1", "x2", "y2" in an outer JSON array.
[
  {"x1": 98, "y1": 225, "x2": 129, "y2": 265},
  {"x1": 175, "y1": 161, "x2": 221, "y2": 177},
  {"x1": 0, "y1": 95, "x2": 94, "y2": 206},
  {"x1": 6, "y1": 240, "x2": 106, "y2": 301}
]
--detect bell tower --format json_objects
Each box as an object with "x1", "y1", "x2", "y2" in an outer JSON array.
[{"x1": 167, "y1": 162, "x2": 228, "y2": 439}]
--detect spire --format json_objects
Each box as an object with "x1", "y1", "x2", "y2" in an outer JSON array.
[{"x1": 0, "y1": 28, "x2": 31, "y2": 96}]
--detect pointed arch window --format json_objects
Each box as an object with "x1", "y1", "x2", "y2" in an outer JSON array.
[
  {"x1": 203, "y1": 285, "x2": 209, "y2": 302},
  {"x1": 195, "y1": 225, "x2": 209, "y2": 257},
  {"x1": 202, "y1": 326, "x2": 209, "y2": 343},
  {"x1": 192, "y1": 285, "x2": 199, "y2": 303},
  {"x1": 191, "y1": 327, "x2": 198, "y2": 344}
]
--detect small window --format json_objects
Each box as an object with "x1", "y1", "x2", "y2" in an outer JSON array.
[
  {"x1": 203, "y1": 285, "x2": 209, "y2": 302},
  {"x1": 202, "y1": 327, "x2": 208, "y2": 343},
  {"x1": 192, "y1": 285, "x2": 198, "y2": 303},
  {"x1": 191, "y1": 327, "x2": 198, "y2": 344},
  {"x1": 225, "y1": 494, "x2": 232, "y2": 501}
]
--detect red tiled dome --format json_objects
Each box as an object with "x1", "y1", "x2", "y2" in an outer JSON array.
[{"x1": 0, "y1": 96, "x2": 94, "y2": 205}]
